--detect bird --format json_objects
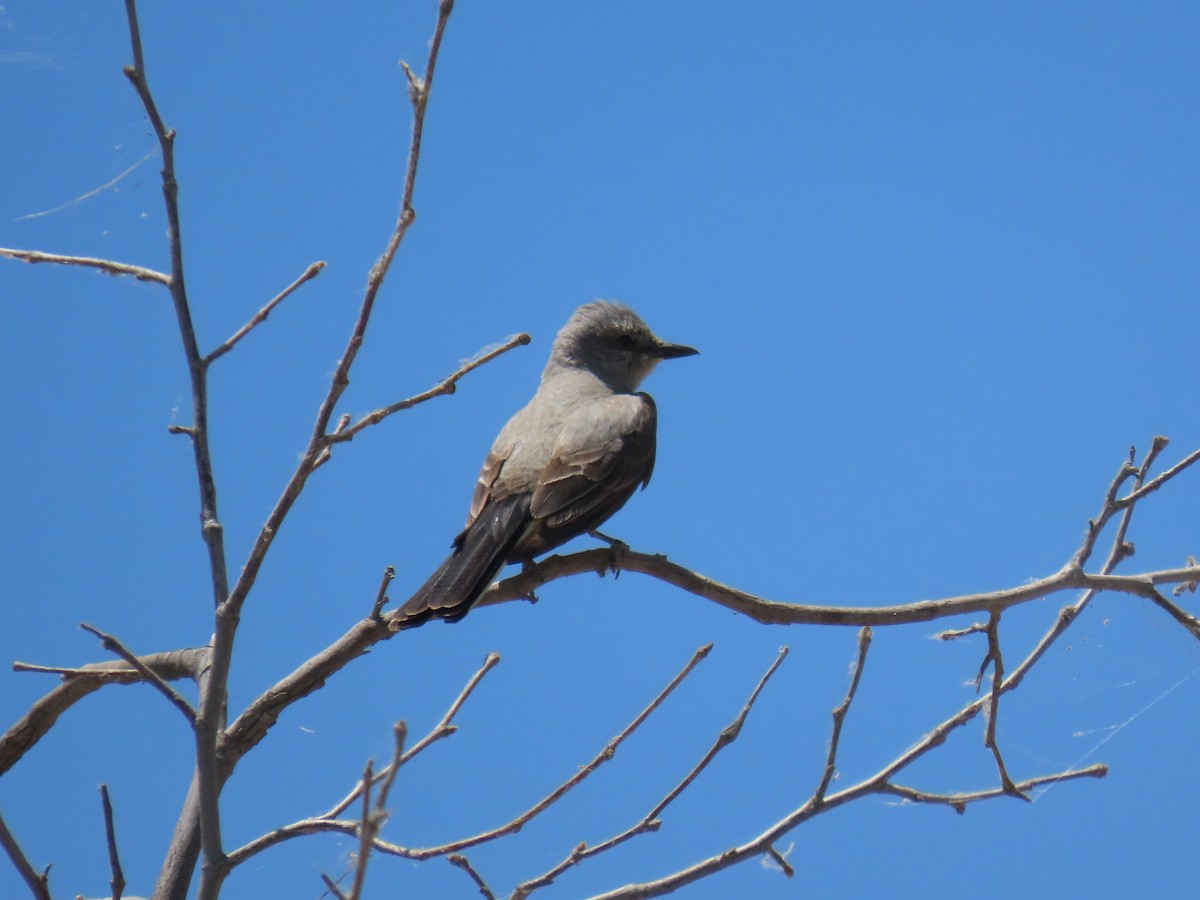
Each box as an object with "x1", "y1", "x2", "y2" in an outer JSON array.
[{"x1": 397, "y1": 301, "x2": 698, "y2": 628}]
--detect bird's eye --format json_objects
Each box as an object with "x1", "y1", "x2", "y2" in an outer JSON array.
[{"x1": 617, "y1": 334, "x2": 635, "y2": 348}]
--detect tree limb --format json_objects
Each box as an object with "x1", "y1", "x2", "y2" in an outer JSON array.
[{"x1": 0, "y1": 246, "x2": 171, "y2": 285}]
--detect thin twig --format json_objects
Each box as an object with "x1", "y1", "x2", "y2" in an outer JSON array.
[
  {"x1": 303, "y1": 0, "x2": 455, "y2": 454},
  {"x1": 329, "y1": 332, "x2": 532, "y2": 446},
  {"x1": 420, "y1": 644, "x2": 713, "y2": 862},
  {"x1": 1070, "y1": 455, "x2": 1139, "y2": 570},
  {"x1": 80, "y1": 623, "x2": 197, "y2": 725},
  {"x1": 1001, "y1": 438, "x2": 1172, "y2": 698},
  {"x1": 13, "y1": 662, "x2": 140, "y2": 677},
  {"x1": 0, "y1": 811, "x2": 52, "y2": 900},
  {"x1": 982, "y1": 612, "x2": 1028, "y2": 800},
  {"x1": 881, "y1": 763, "x2": 1108, "y2": 812},
  {"x1": 1117, "y1": 442, "x2": 1200, "y2": 507},
  {"x1": 815, "y1": 627, "x2": 872, "y2": 802},
  {"x1": 1142, "y1": 586, "x2": 1200, "y2": 639},
  {"x1": 641, "y1": 647, "x2": 786, "y2": 821},
  {"x1": 228, "y1": 818, "x2": 419, "y2": 870},
  {"x1": 938, "y1": 622, "x2": 987, "y2": 640},
  {"x1": 0, "y1": 246, "x2": 171, "y2": 285},
  {"x1": 205, "y1": 261, "x2": 326, "y2": 364},
  {"x1": 370, "y1": 567, "x2": 396, "y2": 620},
  {"x1": 764, "y1": 845, "x2": 794, "y2": 878},
  {"x1": 227, "y1": 655, "x2": 491, "y2": 870},
  {"x1": 448, "y1": 854, "x2": 497, "y2": 900},
  {"x1": 376, "y1": 722, "x2": 408, "y2": 815},
  {"x1": 349, "y1": 760, "x2": 375, "y2": 900},
  {"x1": 325, "y1": 652, "x2": 499, "y2": 819},
  {"x1": 320, "y1": 872, "x2": 350, "y2": 900},
  {"x1": 100, "y1": 784, "x2": 127, "y2": 900},
  {"x1": 513, "y1": 647, "x2": 784, "y2": 898}
]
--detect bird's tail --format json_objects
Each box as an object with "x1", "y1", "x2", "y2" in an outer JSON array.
[{"x1": 396, "y1": 494, "x2": 531, "y2": 629}]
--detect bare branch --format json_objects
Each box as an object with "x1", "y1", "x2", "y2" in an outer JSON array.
[
  {"x1": 1002, "y1": 439, "x2": 1188, "y2": 698},
  {"x1": 227, "y1": 657, "x2": 489, "y2": 870},
  {"x1": 1142, "y1": 586, "x2": 1200, "y2": 639},
  {"x1": 415, "y1": 644, "x2": 712, "y2": 862},
  {"x1": 227, "y1": 817, "x2": 423, "y2": 870},
  {"x1": 376, "y1": 722, "x2": 407, "y2": 815},
  {"x1": 981, "y1": 612, "x2": 1028, "y2": 800},
  {"x1": 513, "y1": 647, "x2": 782, "y2": 898},
  {"x1": 195, "y1": 32, "x2": 466, "y2": 889},
  {"x1": 101, "y1": 784, "x2": 127, "y2": 900},
  {"x1": 815, "y1": 627, "x2": 872, "y2": 802},
  {"x1": 0, "y1": 811, "x2": 52, "y2": 900},
  {"x1": 478, "y1": 546, "x2": 1200, "y2": 628},
  {"x1": 320, "y1": 872, "x2": 350, "y2": 900},
  {"x1": 449, "y1": 854, "x2": 497, "y2": 900},
  {"x1": 370, "y1": 567, "x2": 396, "y2": 620},
  {"x1": 882, "y1": 764, "x2": 1108, "y2": 811},
  {"x1": 1117, "y1": 442, "x2": 1200, "y2": 508},
  {"x1": 325, "y1": 653, "x2": 499, "y2": 819},
  {"x1": 0, "y1": 246, "x2": 171, "y2": 285},
  {"x1": 349, "y1": 760, "x2": 375, "y2": 900},
  {"x1": 938, "y1": 622, "x2": 987, "y2": 640},
  {"x1": 647, "y1": 646, "x2": 786, "y2": 820},
  {"x1": 585, "y1": 442, "x2": 1180, "y2": 898},
  {"x1": 329, "y1": 332, "x2": 532, "y2": 446},
  {"x1": 342, "y1": 724, "x2": 408, "y2": 900},
  {"x1": 204, "y1": 260, "x2": 326, "y2": 364},
  {"x1": 304, "y1": 0, "x2": 455, "y2": 450},
  {"x1": 764, "y1": 845, "x2": 794, "y2": 878},
  {"x1": 80, "y1": 623, "x2": 197, "y2": 726},
  {"x1": 1070, "y1": 455, "x2": 1140, "y2": 570},
  {"x1": 1, "y1": 648, "x2": 209, "y2": 776},
  {"x1": 122, "y1": 1, "x2": 230, "y2": 888}
]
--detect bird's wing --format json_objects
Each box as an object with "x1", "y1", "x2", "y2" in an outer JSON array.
[
  {"x1": 466, "y1": 439, "x2": 511, "y2": 531},
  {"x1": 529, "y1": 392, "x2": 658, "y2": 530}
]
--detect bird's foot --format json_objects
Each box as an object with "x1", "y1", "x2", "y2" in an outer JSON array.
[
  {"x1": 588, "y1": 529, "x2": 629, "y2": 578},
  {"x1": 519, "y1": 559, "x2": 544, "y2": 604}
]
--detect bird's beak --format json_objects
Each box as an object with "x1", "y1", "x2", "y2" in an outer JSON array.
[{"x1": 654, "y1": 341, "x2": 699, "y2": 360}]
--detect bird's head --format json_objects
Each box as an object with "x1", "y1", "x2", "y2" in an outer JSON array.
[{"x1": 546, "y1": 301, "x2": 698, "y2": 393}]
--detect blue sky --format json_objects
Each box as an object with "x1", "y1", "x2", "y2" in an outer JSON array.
[{"x1": 3, "y1": 2, "x2": 1200, "y2": 898}]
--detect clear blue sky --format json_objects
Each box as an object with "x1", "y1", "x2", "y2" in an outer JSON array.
[{"x1": 3, "y1": 2, "x2": 1200, "y2": 898}]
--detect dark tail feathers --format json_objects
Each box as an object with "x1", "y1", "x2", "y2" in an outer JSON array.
[{"x1": 396, "y1": 494, "x2": 531, "y2": 628}]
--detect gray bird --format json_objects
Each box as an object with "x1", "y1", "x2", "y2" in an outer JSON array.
[{"x1": 398, "y1": 301, "x2": 697, "y2": 627}]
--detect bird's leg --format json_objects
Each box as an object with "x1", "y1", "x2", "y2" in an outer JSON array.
[
  {"x1": 588, "y1": 529, "x2": 629, "y2": 578},
  {"x1": 519, "y1": 559, "x2": 544, "y2": 604}
]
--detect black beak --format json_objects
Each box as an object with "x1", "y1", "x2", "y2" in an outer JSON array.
[{"x1": 655, "y1": 341, "x2": 699, "y2": 360}]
